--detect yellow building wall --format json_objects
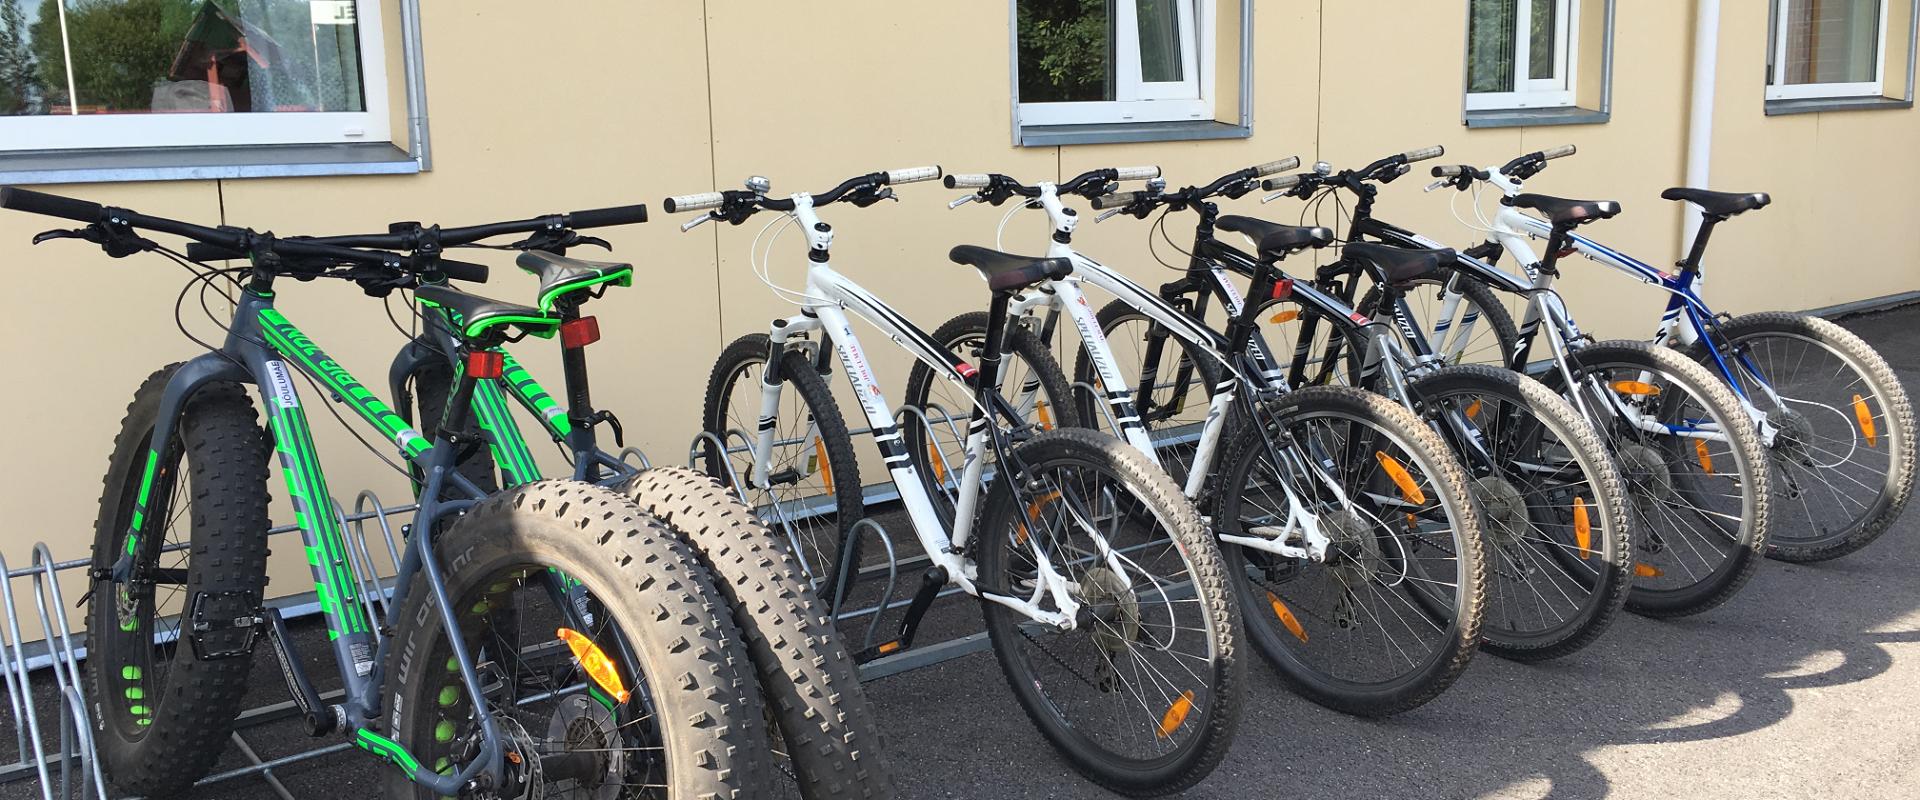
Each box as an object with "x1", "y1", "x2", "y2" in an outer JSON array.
[{"x1": 3, "y1": 0, "x2": 1916, "y2": 632}]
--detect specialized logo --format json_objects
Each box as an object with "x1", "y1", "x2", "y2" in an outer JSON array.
[{"x1": 263, "y1": 361, "x2": 300, "y2": 409}]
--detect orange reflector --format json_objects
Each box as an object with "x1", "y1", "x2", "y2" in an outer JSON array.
[
  {"x1": 1266, "y1": 592, "x2": 1308, "y2": 642},
  {"x1": 927, "y1": 442, "x2": 949, "y2": 483},
  {"x1": 1375, "y1": 452, "x2": 1427, "y2": 505},
  {"x1": 1611, "y1": 380, "x2": 1661, "y2": 396},
  {"x1": 1269, "y1": 309, "x2": 1300, "y2": 325},
  {"x1": 1573, "y1": 497, "x2": 1592, "y2": 559},
  {"x1": 877, "y1": 640, "x2": 903, "y2": 655},
  {"x1": 1157, "y1": 691, "x2": 1196, "y2": 739},
  {"x1": 1016, "y1": 490, "x2": 1062, "y2": 545},
  {"x1": 1465, "y1": 399, "x2": 1482, "y2": 420},
  {"x1": 556, "y1": 628, "x2": 631, "y2": 704},
  {"x1": 1634, "y1": 563, "x2": 1663, "y2": 578},
  {"x1": 814, "y1": 437, "x2": 834, "y2": 492},
  {"x1": 1037, "y1": 400, "x2": 1054, "y2": 430},
  {"x1": 1694, "y1": 439, "x2": 1713, "y2": 474},
  {"x1": 1854, "y1": 394, "x2": 1878, "y2": 447}
]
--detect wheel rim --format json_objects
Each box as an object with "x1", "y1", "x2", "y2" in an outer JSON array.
[{"x1": 711, "y1": 355, "x2": 846, "y2": 596}]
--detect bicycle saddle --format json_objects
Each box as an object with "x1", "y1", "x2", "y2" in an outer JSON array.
[
  {"x1": 416, "y1": 284, "x2": 561, "y2": 340},
  {"x1": 1215, "y1": 216, "x2": 1335, "y2": 260},
  {"x1": 1345, "y1": 242, "x2": 1454, "y2": 286},
  {"x1": 516, "y1": 250, "x2": 634, "y2": 311},
  {"x1": 948, "y1": 245, "x2": 1073, "y2": 292},
  {"x1": 1505, "y1": 193, "x2": 1622, "y2": 227},
  {"x1": 1660, "y1": 187, "x2": 1770, "y2": 218}
]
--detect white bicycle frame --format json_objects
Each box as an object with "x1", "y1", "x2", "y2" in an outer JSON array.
[
  {"x1": 746, "y1": 193, "x2": 1113, "y2": 630},
  {"x1": 988, "y1": 183, "x2": 1337, "y2": 561}
]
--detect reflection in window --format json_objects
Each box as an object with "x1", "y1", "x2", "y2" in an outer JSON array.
[{"x1": 1, "y1": 0, "x2": 366, "y2": 117}]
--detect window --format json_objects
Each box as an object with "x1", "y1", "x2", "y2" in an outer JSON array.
[
  {"x1": 0, "y1": 0, "x2": 389, "y2": 152},
  {"x1": 1015, "y1": 0, "x2": 1214, "y2": 127},
  {"x1": 1465, "y1": 0, "x2": 1578, "y2": 111},
  {"x1": 1768, "y1": 0, "x2": 1889, "y2": 99}
]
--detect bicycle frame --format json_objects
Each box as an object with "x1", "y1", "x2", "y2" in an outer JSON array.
[
  {"x1": 743, "y1": 193, "x2": 1109, "y2": 630},
  {"x1": 130, "y1": 279, "x2": 513, "y2": 794}
]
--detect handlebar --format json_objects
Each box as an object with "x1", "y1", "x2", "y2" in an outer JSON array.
[
  {"x1": 1499, "y1": 144, "x2": 1577, "y2": 179},
  {"x1": 1086, "y1": 157, "x2": 1301, "y2": 220},
  {"x1": 943, "y1": 165, "x2": 1163, "y2": 207},
  {"x1": 664, "y1": 166, "x2": 942, "y2": 227},
  {"x1": 663, "y1": 192, "x2": 724, "y2": 213}
]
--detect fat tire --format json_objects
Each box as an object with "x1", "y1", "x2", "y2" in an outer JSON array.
[
  {"x1": 86, "y1": 364, "x2": 272, "y2": 798},
  {"x1": 381, "y1": 480, "x2": 774, "y2": 798},
  {"x1": 617, "y1": 466, "x2": 896, "y2": 799}
]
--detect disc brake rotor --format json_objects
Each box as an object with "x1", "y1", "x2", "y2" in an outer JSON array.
[{"x1": 542, "y1": 693, "x2": 624, "y2": 800}]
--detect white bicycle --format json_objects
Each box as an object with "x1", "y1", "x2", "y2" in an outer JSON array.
[{"x1": 669, "y1": 167, "x2": 1242, "y2": 796}]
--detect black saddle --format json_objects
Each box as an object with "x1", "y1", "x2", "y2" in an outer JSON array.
[
  {"x1": 1506, "y1": 193, "x2": 1621, "y2": 227},
  {"x1": 1345, "y1": 242, "x2": 1453, "y2": 286},
  {"x1": 1660, "y1": 187, "x2": 1770, "y2": 218},
  {"x1": 948, "y1": 245, "x2": 1073, "y2": 292},
  {"x1": 516, "y1": 250, "x2": 634, "y2": 311},
  {"x1": 1216, "y1": 216, "x2": 1335, "y2": 259},
  {"x1": 415, "y1": 284, "x2": 560, "y2": 341}
]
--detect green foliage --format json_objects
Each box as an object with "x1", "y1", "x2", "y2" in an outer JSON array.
[
  {"x1": 1018, "y1": 0, "x2": 1112, "y2": 103},
  {"x1": 0, "y1": 0, "x2": 40, "y2": 113}
]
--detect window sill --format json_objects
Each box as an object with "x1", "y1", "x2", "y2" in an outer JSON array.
[
  {"x1": 0, "y1": 142, "x2": 420, "y2": 185},
  {"x1": 1765, "y1": 96, "x2": 1913, "y2": 116},
  {"x1": 1018, "y1": 120, "x2": 1252, "y2": 147},
  {"x1": 1463, "y1": 106, "x2": 1610, "y2": 129}
]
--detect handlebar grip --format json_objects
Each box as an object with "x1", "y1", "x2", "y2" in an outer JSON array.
[
  {"x1": 1401, "y1": 146, "x2": 1445, "y2": 163},
  {"x1": 1253, "y1": 157, "x2": 1301, "y2": 177},
  {"x1": 565, "y1": 204, "x2": 648, "y2": 228},
  {"x1": 945, "y1": 173, "x2": 992, "y2": 189},
  {"x1": 663, "y1": 192, "x2": 725, "y2": 214},
  {"x1": 1542, "y1": 144, "x2": 1577, "y2": 160},
  {"x1": 1261, "y1": 175, "x2": 1302, "y2": 191},
  {"x1": 0, "y1": 187, "x2": 104, "y2": 223},
  {"x1": 1090, "y1": 191, "x2": 1142, "y2": 211},
  {"x1": 885, "y1": 166, "x2": 942, "y2": 185},
  {"x1": 1432, "y1": 165, "x2": 1466, "y2": 178},
  {"x1": 185, "y1": 242, "x2": 247, "y2": 262},
  {"x1": 1114, "y1": 166, "x2": 1162, "y2": 181},
  {"x1": 436, "y1": 259, "x2": 489, "y2": 284}
]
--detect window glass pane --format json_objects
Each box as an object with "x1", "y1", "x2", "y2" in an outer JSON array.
[
  {"x1": 1781, "y1": 0, "x2": 1880, "y2": 85},
  {"x1": 1527, "y1": 0, "x2": 1557, "y2": 80},
  {"x1": 1018, "y1": 0, "x2": 1115, "y2": 103},
  {"x1": 0, "y1": 0, "x2": 50, "y2": 114},
  {"x1": 1467, "y1": 0, "x2": 1517, "y2": 93},
  {"x1": 1136, "y1": 0, "x2": 1183, "y2": 83},
  {"x1": 6, "y1": 0, "x2": 366, "y2": 117}
]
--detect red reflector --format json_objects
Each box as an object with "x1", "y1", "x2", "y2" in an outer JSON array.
[
  {"x1": 1271, "y1": 278, "x2": 1294, "y2": 300},
  {"x1": 561, "y1": 316, "x2": 601, "y2": 349},
  {"x1": 466, "y1": 350, "x2": 504, "y2": 379},
  {"x1": 956, "y1": 362, "x2": 978, "y2": 379}
]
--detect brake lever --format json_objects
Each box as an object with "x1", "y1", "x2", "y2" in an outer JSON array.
[
  {"x1": 680, "y1": 213, "x2": 717, "y2": 233},
  {"x1": 949, "y1": 194, "x2": 979, "y2": 210},
  {"x1": 1095, "y1": 207, "x2": 1127, "y2": 223},
  {"x1": 1261, "y1": 191, "x2": 1289, "y2": 204},
  {"x1": 30, "y1": 228, "x2": 84, "y2": 245},
  {"x1": 1424, "y1": 179, "x2": 1451, "y2": 193}
]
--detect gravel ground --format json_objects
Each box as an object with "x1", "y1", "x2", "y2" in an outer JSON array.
[{"x1": 5, "y1": 305, "x2": 1917, "y2": 799}]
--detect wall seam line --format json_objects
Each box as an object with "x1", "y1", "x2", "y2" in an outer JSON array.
[{"x1": 699, "y1": 1, "x2": 724, "y2": 349}]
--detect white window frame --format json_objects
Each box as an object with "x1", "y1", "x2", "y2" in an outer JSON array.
[
  {"x1": 1016, "y1": 0, "x2": 1216, "y2": 127},
  {"x1": 1464, "y1": 0, "x2": 1580, "y2": 111},
  {"x1": 1767, "y1": 0, "x2": 1890, "y2": 100},
  {"x1": 1, "y1": 0, "x2": 391, "y2": 153}
]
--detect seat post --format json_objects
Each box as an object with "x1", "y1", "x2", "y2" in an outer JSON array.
[{"x1": 1678, "y1": 214, "x2": 1723, "y2": 273}]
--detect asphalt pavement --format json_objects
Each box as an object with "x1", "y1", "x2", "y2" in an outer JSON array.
[{"x1": 5, "y1": 305, "x2": 1918, "y2": 799}]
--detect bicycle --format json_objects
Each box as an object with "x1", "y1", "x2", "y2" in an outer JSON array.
[
  {"x1": 671, "y1": 167, "x2": 1242, "y2": 795},
  {"x1": 274, "y1": 208, "x2": 896, "y2": 798},
  {"x1": 1415, "y1": 146, "x2": 1914, "y2": 563},
  {"x1": 1, "y1": 187, "x2": 776, "y2": 798},
  {"x1": 917, "y1": 161, "x2": 1505, "y2": 712},
  {"x1": 1259, "y1": 148, "x2": 1773, "y2": 617}
]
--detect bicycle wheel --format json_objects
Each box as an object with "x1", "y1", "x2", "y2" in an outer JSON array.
[
  {"x1": 975, "y1": 427, "x2": 1241, "y2": 796},
  {"x1": 1249, "y1": 294, "x2": 1367, "y2": 388},
  {"x1": 86, "y1": 365, "x2": 271, "y2": 798},
  {"x1": 1547, "y1": 340, "x2": 1771, "y2": 617},
  {"x1": 704, "y1": 333, "x2": 863, "y2": 605},
  {"x1": 618, "y1": 467, "x2": 896, "y2": 799},
  {"x1": 1215, "y1": 386, "x2": 1485, "y2": 716},
  {"x1": 383, "y1": 481, "x2": 775, "y2": 799},
  {"x1": 1359, "y1": 266, "x2": 1520, "y2": 369},
  {"x1": 401, "y1": 359, "x2": 500, "y2": 494},
  {"x1": 1409, "y1": 365, "x2": 1633, "y2": 661},
  {"x1": 1688, "y1": 311, "x2": 1914, "y2": 562},
  {"x1": 903, "y1": 310, "x2": 1081, "y2": 524},
  {"x1": 1076, "y1": 299, "x2": 1224, "y2": 484}
]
